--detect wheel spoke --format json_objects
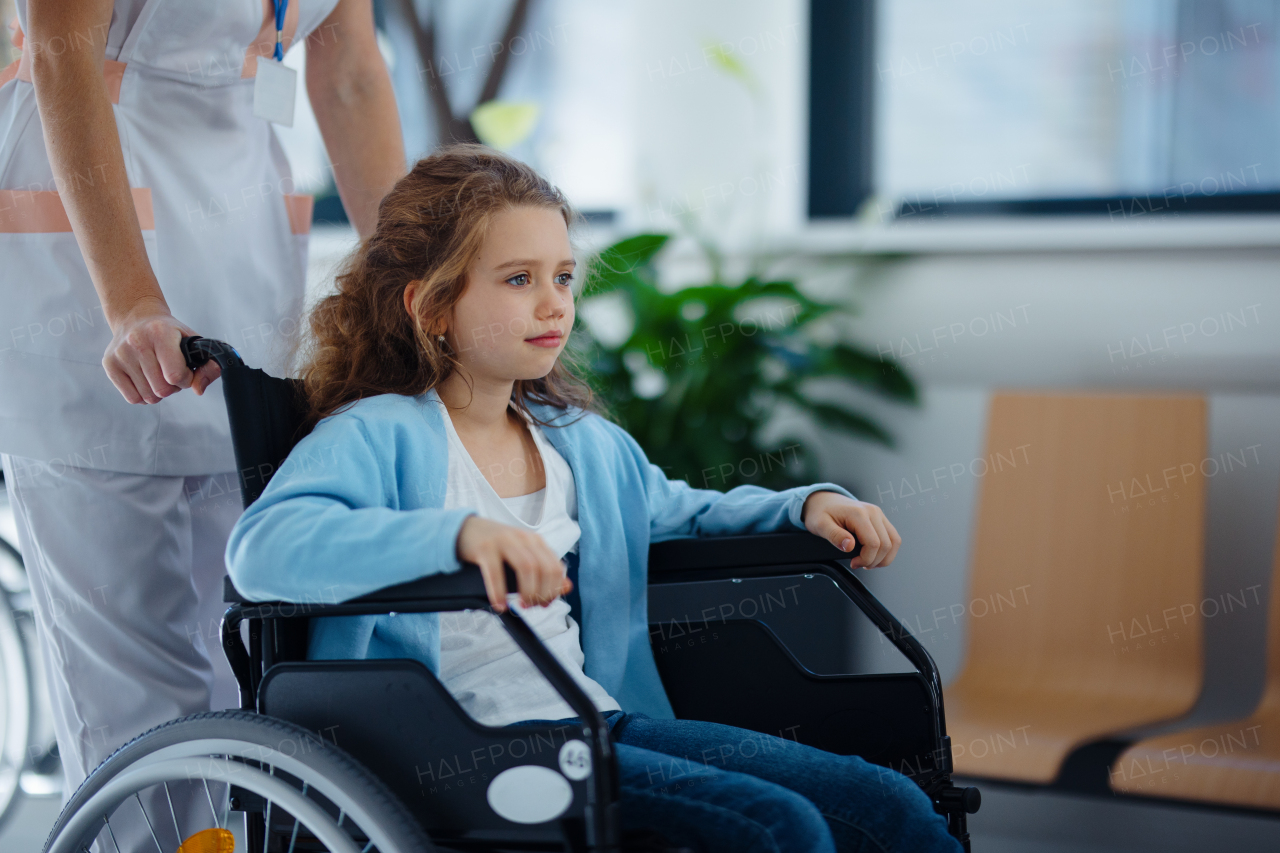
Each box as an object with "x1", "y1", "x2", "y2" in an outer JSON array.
[
  {"x1": 103, "y1": 814, "x2": 123, "y2": 853},
  {"x1": 201, "y1": 777, "x2": 219, "y2": 830},
  {"x1": 134, "y1": 792, "x2": 164, "y2": 853},
  {"x1": 218, "y1": 758, "x2": 231, "y2": 830},
  {"x1": 286, "y1": 782, "x2": 307, "y2": 853},
  {"x1": 44, "y1": 716, "x2": 427, "y2": 853},
  {"x1": 163, "y1": 781, "x2": 183, "y2": 845},
  {"x1": 262, "y1": 766, "x2": 275, "y2": 853}
]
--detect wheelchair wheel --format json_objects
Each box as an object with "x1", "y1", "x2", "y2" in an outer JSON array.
[
  {"x1": 0, "y1": 537, "x2": 31, "y2": 832},
  {"x1": 42, "y1": 710, "x2": 437, "y2": 853}
]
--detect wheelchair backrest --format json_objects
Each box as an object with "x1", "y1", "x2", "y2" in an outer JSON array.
[
  {"x1": 181, "y1": 336, "x2": 311, "y2": 509},
  {"x1": 224, "y1": 369, "x2": 310, "y2": 508}
]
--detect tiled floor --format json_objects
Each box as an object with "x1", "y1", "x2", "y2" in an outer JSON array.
[
  {"x1": 962, "y1": 778, "x2": 1280, "y2": 853},
  {"x1": 4, "y1": 780, "x2": 1278, "y2": 852},
  {"x1": 0, "y1": 794, "x2": 60, "y2": 853}
]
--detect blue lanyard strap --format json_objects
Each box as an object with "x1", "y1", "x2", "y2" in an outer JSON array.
[{"x1": 273, "y1": 0, "x2": 288, "y2": 61}]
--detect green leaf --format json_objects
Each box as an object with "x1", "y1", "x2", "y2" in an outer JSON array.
[
  {"x1": 810, "y1": 344, "x2": 919, "y2": 404},
  {"x1": 584, "y1": 234, "x2": 670, "y2": 295},
  {"x1": 600, "y1": 234, "x2": 670, "y2": 272},
  {"x1": 702, "y1": 39, "x2": 761, "y2": 98},
  {"x1": 469, "y1": 100, "x2": 540, "y2": 150},
  {"x1": 779, "y1": 388, "x2": 896, "y2": 448}
]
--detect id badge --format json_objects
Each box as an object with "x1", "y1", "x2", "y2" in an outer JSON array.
[{"x1": 253, "y1": 60, "x2": 297, "y2": 127}]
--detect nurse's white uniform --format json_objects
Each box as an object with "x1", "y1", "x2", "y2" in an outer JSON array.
[{"x1": 0, "y1": 0, "x2": 340, "y2": 832}]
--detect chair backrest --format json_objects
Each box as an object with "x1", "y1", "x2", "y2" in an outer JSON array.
[
  {"x1": 957, "y1": 392, "x2": 1206, "y2": 707},
  {"x1": 181, "y1": 336, "x2": 310, "y2": 508},
  {"x1": 186, "y1": 336, "x2": 327, "y2": 657},
  {"x1": 222, "y1": 367, "x2": 309, "y2": 508}
]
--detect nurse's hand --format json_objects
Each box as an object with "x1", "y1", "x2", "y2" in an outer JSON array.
[
  {"x1": 456, "y1": 515, "x2": 572, "y2": 612},
  {"x1": 102, "y1": 296, "x2": 221, "y2": 404}
]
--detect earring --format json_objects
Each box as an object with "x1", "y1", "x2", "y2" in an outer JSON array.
[{"x1": 437, "y1": 335, "x2": 445, "y2": 341}]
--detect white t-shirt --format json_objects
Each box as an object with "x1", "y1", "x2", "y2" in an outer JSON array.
[{"x1": 427, "y1": 389, "x2": 622, "y2": 727}]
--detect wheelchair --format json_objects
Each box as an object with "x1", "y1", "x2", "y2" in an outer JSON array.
[
  {"x1": 39, "y1": 336, "x2": 980, "y2": 853},
  {"x1": 0, "y1": 515, "x2": 33, "y2": 830},
  {"x1": 0, "y1": 474, "x2": 61, "y2": 832}
]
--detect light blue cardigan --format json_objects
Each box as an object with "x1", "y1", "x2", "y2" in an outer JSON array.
[{"x1": 224, "y1": 392, "x2": 857, "y2": 720}]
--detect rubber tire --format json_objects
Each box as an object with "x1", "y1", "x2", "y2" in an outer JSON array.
[
  {"x1": 41, "y1": 710, "x2": 437, "y2": 853},
  {"x1": 0, "y1": 552, "x2": 31, "y2": 834}
]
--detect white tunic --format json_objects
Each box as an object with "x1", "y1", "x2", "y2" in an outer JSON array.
[
  {"x1": 426, "y1": 388, "x2": 622, "y2": 728},
  {"x1": 0, "y1": 0, "x2": 337, "y2": 475}
]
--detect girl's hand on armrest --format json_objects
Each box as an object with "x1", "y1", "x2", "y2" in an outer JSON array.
[
  {"x1": 801, "y1": 492, "x2": 902, "y2": 569},
  {"x1": 456, "y1": 516, "x2": 572, "y2": 612}
]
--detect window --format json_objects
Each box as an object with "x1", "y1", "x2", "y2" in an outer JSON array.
[{"x1": 809, "y1": 0, "x2": 1280, "y2": 219}]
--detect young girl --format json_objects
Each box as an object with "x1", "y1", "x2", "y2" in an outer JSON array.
[{"x1": 225, "y1": 144, "x2": 958, "y2": 853}]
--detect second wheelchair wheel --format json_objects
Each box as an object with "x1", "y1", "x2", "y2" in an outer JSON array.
[
  {"x1": 0, "y1": 538, "x2": 32, "y2": 832},
  {"x1": 42, "y1": 710, "x2": 437, "y2": 853}
]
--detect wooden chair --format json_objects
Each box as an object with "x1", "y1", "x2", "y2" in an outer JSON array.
[
  {"x1": 943, "y1": 393, "x2": 1207, "y2": 783},
  {"x1": 1110, "y1": 487, "x2": 1280, "y2": 810}
]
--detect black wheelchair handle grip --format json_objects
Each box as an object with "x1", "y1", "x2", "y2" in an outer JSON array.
[
  {"x1": 180, "y1": 334, "x2": 210, "y2": 371},
  {"x1": 180, "y1": 334, "x2": 245, "y2": 373}
]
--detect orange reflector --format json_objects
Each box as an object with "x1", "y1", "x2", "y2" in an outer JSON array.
[{"x1": 176, "y1": 827, "x2": 235, "y2": 853}]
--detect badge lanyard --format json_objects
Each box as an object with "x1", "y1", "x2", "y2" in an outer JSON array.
[
  {"x1": 273, "y1": 0, "x2": 288, "y2": 61},
  {"x1": 253, "y1": 0, "x2": 297, "y2": 126}
]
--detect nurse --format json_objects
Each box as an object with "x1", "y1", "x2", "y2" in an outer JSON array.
[{"x1": 0, "y1": 0, "x2": 404, "y2": 810}]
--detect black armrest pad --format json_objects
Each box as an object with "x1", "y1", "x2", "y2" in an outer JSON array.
[
  {"x1": 223, "y1": 564, "x2": 517, "y2": 606},
  {"x1": 650, "y1": 531, "x2": 856, "y2": 573}
]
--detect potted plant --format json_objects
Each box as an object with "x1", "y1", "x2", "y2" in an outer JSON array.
[{"x1": 571, "y1": 233, "x2": 918, "y2": 492}]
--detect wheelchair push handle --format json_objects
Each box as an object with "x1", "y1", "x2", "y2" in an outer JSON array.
[{"x1": 180, "y1": 334, "x2": 246, "y2": 372}]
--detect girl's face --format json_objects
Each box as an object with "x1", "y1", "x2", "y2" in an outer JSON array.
[{"x1": 445, "y1": 205, "x2": 576, "y2": 383}]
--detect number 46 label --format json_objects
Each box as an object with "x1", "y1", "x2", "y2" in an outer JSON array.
[{"x1": 559, "y1": 740, "x2": 592, "y2": 781}]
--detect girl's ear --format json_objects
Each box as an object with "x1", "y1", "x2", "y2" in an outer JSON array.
[
  {"x1": 402, "y1": 280, "x2": 419, "y2": 320},
  {"x1": 404, "y1": 280, "x2": 443, "y2": 337}
]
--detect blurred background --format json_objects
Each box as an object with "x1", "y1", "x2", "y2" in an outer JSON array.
[{"x1": 2, "y1": 0, "x2": 1280, "y2": 850}]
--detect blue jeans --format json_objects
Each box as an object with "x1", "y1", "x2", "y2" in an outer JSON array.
[{"x1": 506, "y1": 710, "x2": 962, "y2": 853}]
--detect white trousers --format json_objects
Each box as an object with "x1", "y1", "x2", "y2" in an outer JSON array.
[{"x1": 0, "y1": 452, "x2": 243, "y2": 802}]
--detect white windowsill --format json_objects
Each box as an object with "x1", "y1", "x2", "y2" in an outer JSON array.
[{"x1": 767, "y1": 214, "x2": 1280, "y2": 255}]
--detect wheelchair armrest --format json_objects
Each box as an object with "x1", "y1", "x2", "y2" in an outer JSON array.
[
  {"x1": 222, "y1": 532, "x2": 858, "y2": 609},
  {"x1": 650, "y1": 531, "x2": 858, "y2": 573},
  {"x1": 221, "y1": 562, "x2": 617, "y2": 786},
  {"x1": 222, "y1": 563, "x2": 520, "y2": 614}
]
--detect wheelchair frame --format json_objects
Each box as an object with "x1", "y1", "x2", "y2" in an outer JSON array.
[{"x1": 182, "y1": 335, "x2": 978, "y2": 852}]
